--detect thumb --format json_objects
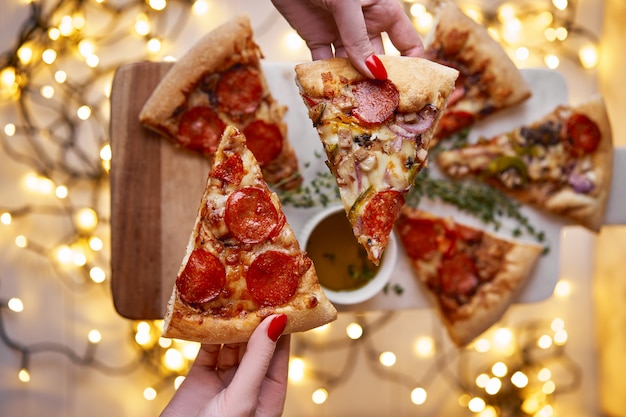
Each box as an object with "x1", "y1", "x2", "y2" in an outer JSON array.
[{"x1": 221, "y1": 315, "x2": 288, "y2": 413}]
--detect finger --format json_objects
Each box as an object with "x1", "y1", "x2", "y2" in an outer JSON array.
[
  {"x1": 221, "y1": 315, "x2": 287, "y2": 413},
  {"x1": 265, "y1": 334, "x2": 290, "y2": 385},
  {"x1": 217, "y1": 343, "x2": 245, "y2": 371},
  {"x1": 384, "y1": 6, "x2": 425, "y2": 57},
  {"x1": 318, "y1": 0, "x2": 376, "y2": 77},
  {"x1": 310, "y1": 44, "x2": 335, "y2": 61},
  {"x1": 194, "y1": 344, "x2": 221, "y2": 369}
]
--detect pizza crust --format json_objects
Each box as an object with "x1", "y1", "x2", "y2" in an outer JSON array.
[
  {"x1": 442, "y1": 243, "x2": 542, "y2": 346},
  {"x1": 139, "y1": 15, "x2": 258, "y2": 130},
  {"x1": 543, "y1": 96, "x2": 613, "y2": 231},
  {"x1": 163, "y1": 265, "x2": 338, "y2": 344},
  {"x1": 294, "y1": 56, "x2": 459, "y2": 113},
  {"x1": 424, "y1": 0, "x2": 531, "y2": 109}
]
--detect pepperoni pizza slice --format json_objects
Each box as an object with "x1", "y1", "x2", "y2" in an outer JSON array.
[
  {"x1": 395, "y1": 207, "x2": 543, "y2": 347},
  {"x1": 295, "y1": 56, "x2": 459, "y2": 265},
  {"x1": 139, "y1": 15, "x2": 302, "y2": 189},
  {"x1": 436, "y1": 96, "x2": 613, "y2": 232},
  {"x1": 423, "y1": 0, "x2": 532, "y2": 144},
  {"x1": 162, "y1": 126, "x2": 337, "y2": 344}
]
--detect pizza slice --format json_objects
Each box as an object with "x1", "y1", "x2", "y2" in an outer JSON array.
[
  {"x1": 436, "y1": 96, "x2": 613, "y2": 232},
  {"x1": 139, "y1": 15, "x2": 301, "y2": 189},
  {"x1": 162, "y1": 126, "x2": 337, "y2": 344},
  {"x1": 294, "y1": 56, "x2": 458, "y2": 265},
  {"x1": 395, "y1": 207, "x2": 543, "y2": 347},
  {"x1": 423, "y1": 0, "x2": 532, "y2": 143}
]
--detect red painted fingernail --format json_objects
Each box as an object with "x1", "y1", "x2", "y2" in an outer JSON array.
[
  {"x1": 267, "y1": 314, "x2": 288, "y2": 342},
  {"x1": 365, "y1": 55, "x2": 388, "y2": 80}
]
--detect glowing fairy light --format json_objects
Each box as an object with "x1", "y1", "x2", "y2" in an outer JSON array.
[
  {"x1": 88, "y1": 330, "x2": 102, "y2": 344},
  {"x1": 73, "y1": 250, "x2": 87, "y2": 267},
  {"x1": 537, "y1": 368, "x2": 552, "y2": 382},
  {"x1": 1, "y1": 212, "x2": 12, "y2": 225},
  {"x1": 542, "y1": 380, "x2": 556, "y2": 395},
  {"x1": 15, "y1": 235, "x2": 28, "y2": 248},
  {"x1": 479, "y1": 406, "x2": 498, "y2": 417},
  {"x1": 410, "y1": 387, "x2": 427, "y2": 405},
  {"x1": 7, "y1": 297, "x2": 24, "y2": 312},
  {"x1": 77, "y1": 105, "x2": 92, "y2": 120},
  {"x1": 511, "y1": 371, "x2": 529, "y2": 388},
  {"x1": 484, "y1": 377, "x2": 502, "y2": 395},
  {"x1": 86, "y1": 55, "x2": 100, "y2": 68},
  {"x1": 163, "y1": 348, "x2": 185, "y2": 371},
  {"x1": 56, "y1": 245, "x2": 74, "y2": 264},
  {"x1": 555, "y1": 26, "x2": 568, "y2": 41},
  {"x1": 134, "y1": 14, "x2": 151, "y2": 36},
  {"x1": 476, "y1": 373, "x2": 490, "y2": 388},
  {"x1": 192, "y1": 0, "x2": 210, "y2": 15},
  {"x1": 174, "y1": 376, "x2": 185, "y2": 389},
  {"x1": 312, "y1": 388, "x2": 328, "y2": 404},
  {"x1": 345, "y1": 322, "x2": 363, "y2": 340},
  {"x1": 497, "y1": 4, "x2": 516, "y2": 22},
  {"x1": 468, "y1": 397, "x2": 486, "y2": 412},
  {"x1": 18, "y1": 368, "x2": 31, "y2": 383},
  {"x1": 54, "y1": 70, "x2": 67, "y2": 83},
  {"x1": 552, "y1": 0, "x2": 568, "y2": 11},
  {"x1": 311, "y1": 322, "x2": 331, "y2": 335},
  {"x1": 545, "y1": 54, "x2": 560, "y2": 69},
  {"x1": 1, "y1": 67, "x2": 16, "y2": 87},
  {"x1": 147, "y1": 38, "x2": 162, "y2": 54},
  {"x1": 42, "y1": 48, "x2": 57, "y2": 64},
  {"x1": 143, "y1": 387, "x2": 157, "y2": 401},
  {"x1": 158, "y1": 338, "x2": 172, "y2": 349},
  {"x1": 78, "y1": 39, "x2": 95, "y2": 58},
  {"x1": 40, "y1": 85, "x2": 55, "y2": 99},
  {"x1": 48, "y1": 27, "x2": 60, "y2": 41},
  {"x1": 89, "y1": 267, "x2": 106, "y2": 283},
  {"x1": 554, "y1": 329, "x2": 568, "y2": 345},
  {"x1": 135, "y1": 330, "x2": 152, "y2": 346},
  {"x1": 89, "y1": 236, "x2": 103, "y2": 251},
  {"x1": 4, "y1": 123, "x2": 16, "y2": 136},
  {"x1": 100, "y1": 143, "x2": 112, "y2": 161},
  {"x1": 414, "y1": 336, "x2": 435, "y2": 357},
  {"x1": 537, "y1": 334, "x2": 553, "y2": 349},
  {"x1": 284, "y1": 30, "x2": 305, "y2": 52},
  {"x1": 379, "y1": 351, "x2": 397, "y2": 367},
  {"x1": 148, "y1": 0, "x2": 167, "y2": 11},
  {"x1": 579, "y1": 45, "x2": 599, "y2": 69},
  {"x1": 17, "y1": 45, "x2": 33, "y2": 65},
  {"x1": 515, "y1": 46, "x2": 529, "y2": 61},
  {"x1": 59, "y1": 15, "x2": 74, "y2": 36},
  {"x1": 74, "y1": 207, "x2": 99, "y2": 232},
  {"x1": 180, "y1": 341, "x2": 200, "y2": 360},
  {"x1": 55, "y1": 185, "x2": 68, "y2": 199},
  {"x1": 288, "y1": 357, "x2": 306, "y2": 383},
  {"x1": 492, "y1": 362, "x2": 508, "y2": 377}
]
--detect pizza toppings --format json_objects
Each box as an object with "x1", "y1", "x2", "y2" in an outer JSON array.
[
  {"x1": 177, "y1": 248, "x2": 226, "y2": 305},
  {"x1": 225, "y1": 187, "x2": 282, "y2": 244},
  {"x1": 242, "y1": 120, "x2": 284, "y2": 166},
  {"x1": 216, "y1": 65, "x2": 263, "y2": 117},
  {"x1": 351, "y1": 79, "x2": 399, "y2": 126},
  {"x1": 563, "y1": 113, "x2": 601, "y2": 156},
  {"x1": 246, "y1": 250, "x2": 305, "y2": 306},
  {"x1": 177, "y1": 106, "x2": 226, "y2": 153},
  {"x1": 362, "y1": 190, "x2": 405, "y2": 246},
  {"x1": 212, "y1": 153, "x2": 244, "y2": 186}
]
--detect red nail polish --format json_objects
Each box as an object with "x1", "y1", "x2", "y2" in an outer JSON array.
[
  {"x1": 365, "y1": 55, "x2": 388, "y2": 80},
  {"x1": 267, "y1": 314, "x2": 288, "y2": 341}
]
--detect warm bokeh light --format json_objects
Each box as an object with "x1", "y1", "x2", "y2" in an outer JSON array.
[
  {"x1": 379, "y1": 351, "x2": 397, "y2": 367},
  {"x1": 410, "y1": 387, "x2": 427, "y2": 405},
  {"x1": 312, "y1": 388, "x2": 328, "y2": 405},
  {"x1": 346, "y1": 322, "x2": 363, "y2": 340}
]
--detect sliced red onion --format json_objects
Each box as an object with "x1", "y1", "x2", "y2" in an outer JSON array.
[{"x1": 568, "y1": 173, "x2": 595, "y2": 194}]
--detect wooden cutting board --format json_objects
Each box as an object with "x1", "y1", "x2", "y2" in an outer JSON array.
[{"x1": 110, "y1": 62, "x2": 211, "y2": 320}]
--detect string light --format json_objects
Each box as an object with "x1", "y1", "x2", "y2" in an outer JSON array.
[
  {"x1": 410, "y1": 387, "x2": 427, "y2": 405},
  {"x1": 312, "y1": 388, "x2": 328, "y2": 404}
]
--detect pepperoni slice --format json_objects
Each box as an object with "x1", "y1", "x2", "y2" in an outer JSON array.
[
  {"x1": 176, "y1": 248, "x2": 226, "y2": 304},
  {"x1": 439, "y1": 251, "x2": 479, "y2": 298},
  {"x1": 363, "y1": 190, "x2": 405, "y2": 244},
  {"x1": 177, "y1": 106, "x2": 225, "y2": 154},
  {"x1": 351, "y1": 79, "x2": 399, "y2": 126},
  {"x1": 242, "y1": 120, "x2": 283, "y2": 166},
  {"x1": 212, "y1": 153, "x2": 244, "y2": 186},
  {"x1": 436, "y1": 110, "x2": 475, "y2": 138},
  {"x1": 246, "y1": 250, "x2": 302, "y2": 306},
  {"x1": 225, "y1": 187, "x2": 280, "y2": 244},
  {"x1": 563, "y1": 113, "x2": 601, "y2": 156},
  {"x1": 216, "y1": 65, "x2": 263, "y2": 116},
  {"x1": 396, "y1": 217, "x2": 440, "y2": 260}
]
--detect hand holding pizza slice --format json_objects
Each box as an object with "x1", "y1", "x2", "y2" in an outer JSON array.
[
  {"x1": 295, "y1": 56, "x2": 459, "y2": 265},
  {"x1": 162, "y1": 126, "x2": 337, "y2": 344}
]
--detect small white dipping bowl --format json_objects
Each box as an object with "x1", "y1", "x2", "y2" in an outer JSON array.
[{"x1": 299, "y1": 204, "x2": 398, "y2": 305}]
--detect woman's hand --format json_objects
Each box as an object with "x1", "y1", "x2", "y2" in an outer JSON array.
[
  {"x1": 160, "y1": 314, "x2": 290, "y2": 417},
  {"x1": 272, "y1": 0, "x2": 424, "y2": 79}
]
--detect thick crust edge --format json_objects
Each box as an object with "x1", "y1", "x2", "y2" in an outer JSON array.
[{"x1": 295, "y1": 56, "x2": 459, "y2": 113}]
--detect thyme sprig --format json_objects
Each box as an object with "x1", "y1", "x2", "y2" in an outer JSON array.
[{"x1": 275, "y1": 157, "x2": 340, "y2": 209}]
